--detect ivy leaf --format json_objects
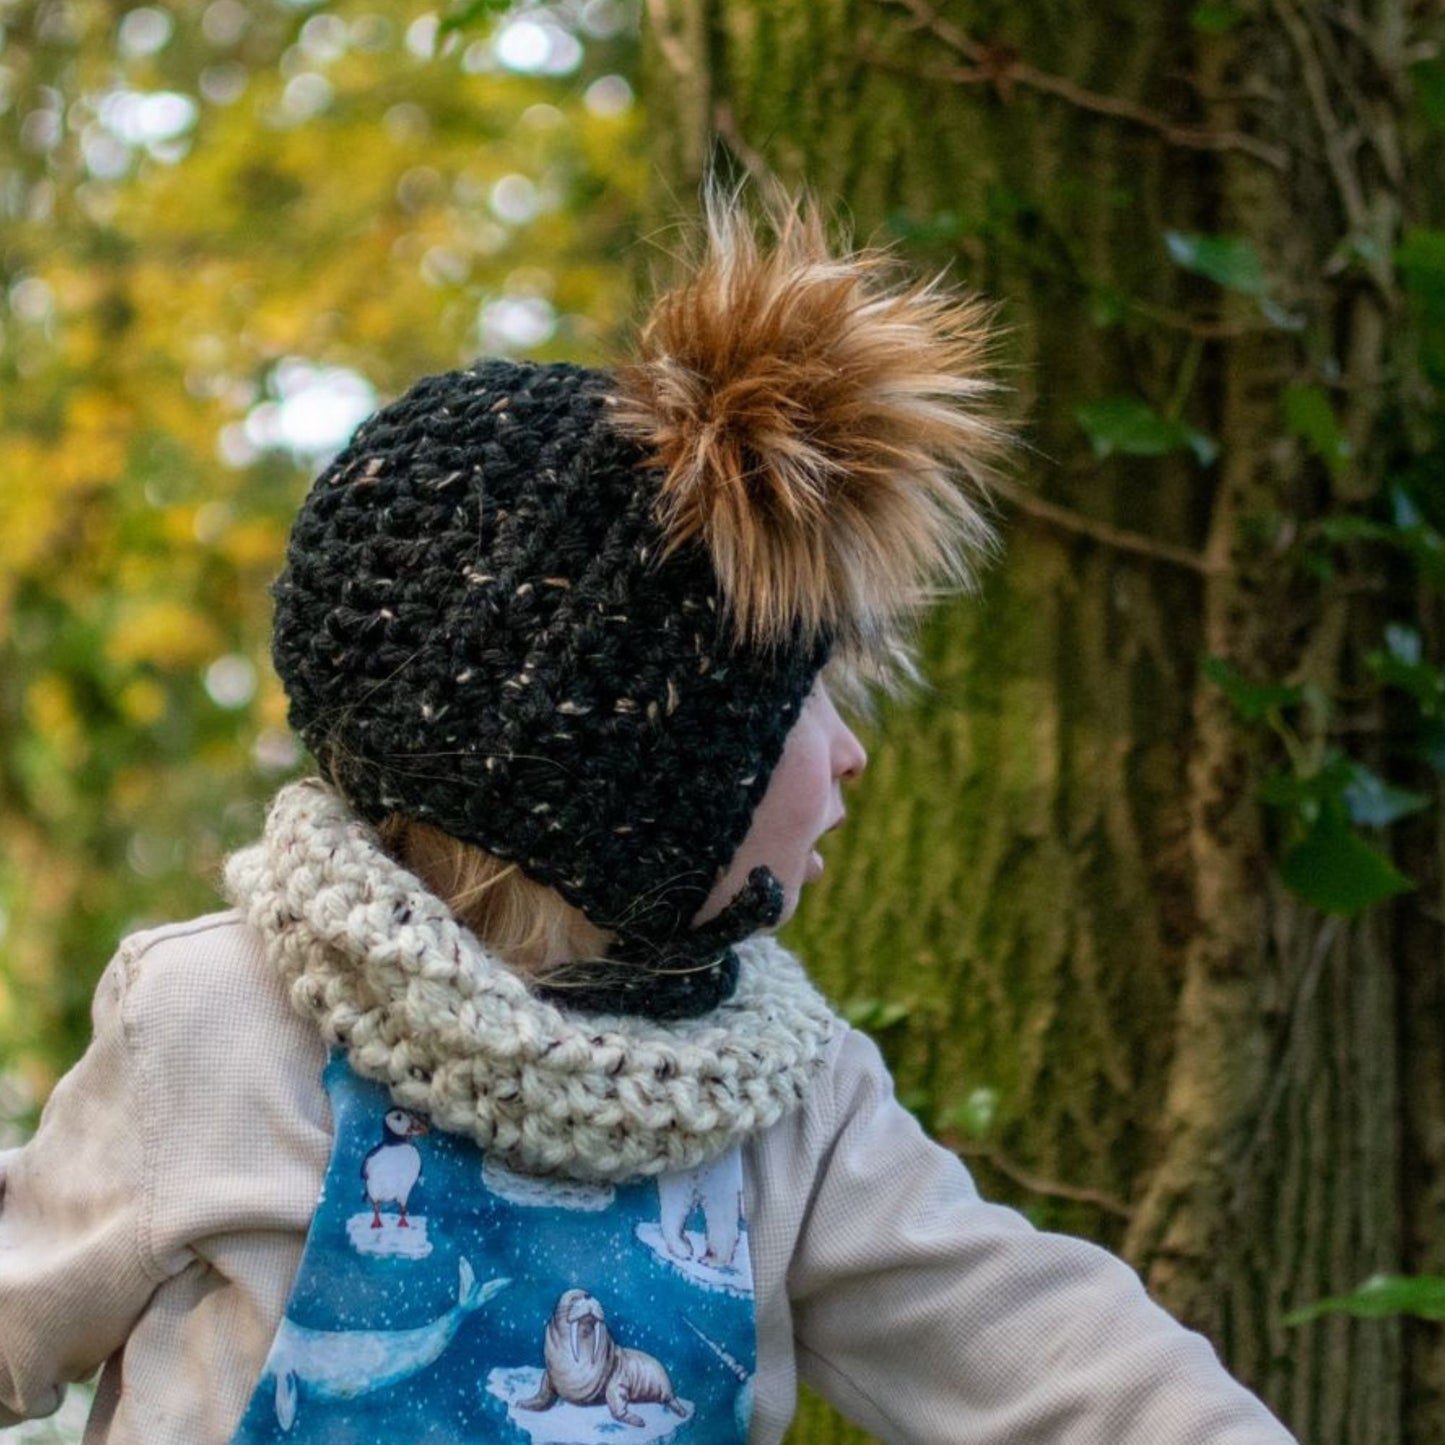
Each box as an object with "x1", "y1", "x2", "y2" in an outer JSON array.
[
  {"x1": 1257, "y1": 750, "x2": 1352, "y2": 820},
  {"x1": 938, "y1": 1086, "x2": 1000, "y2": 1142},
  {"x1": 1342, "y1": 761, "x2": 1431, "y2": 827},
  {"x1": 1319, "y1": 496, "x2": 1445, "y2": 592},
  {"x1": 1202, "y1": 655, "x2": 1304, "y2": 720},
  {"x1": 1165, "y1": 231, "x2": 1269, "y2": 296},
  {"x1": 1076, "y1": 396, "x2": 1216, "y2": 464},
  {"x1": 1284, "y1": 1273, "x2": 1445, "y2": 1326},
  {"x1": 1280, "y1": 802, "x2": 1414, "y2": 915},
  {"x1": 841, "y1": 997, "x2": 912, "y2": 1031},
  {"x1": 1388, "y1": 487, "x2": 1445, "y2": 592},
  {"x1": 1392, "y1": 486, "x2": 1423, "y2": 529},
  {"x1": 1368, "y1": 624, "x2": 1445, "y2": 715},
  {"x1": 1285, "y1": 385, "x2": 1352, "y2": 478}
]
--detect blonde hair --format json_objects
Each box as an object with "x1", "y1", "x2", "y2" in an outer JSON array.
[{"x1": 376, "y1": 815, "x2": 615, "y2": 980}]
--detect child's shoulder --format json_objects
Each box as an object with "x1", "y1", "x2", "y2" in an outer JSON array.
[
  {"x1": 103, "y1": 908, "x2": 311, "y2": 1061},
  {"x1": 115, "y1": 907, "x2": 262, "y2": 980}
]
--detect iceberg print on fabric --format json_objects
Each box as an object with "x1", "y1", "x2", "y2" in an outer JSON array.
[
  {"x1": 487, "y1": 1288, "x2": 693, "y2": 1442},
  {"x1": 637, "y1": 1151, "x2": 753, "y2": 1297},
  {"x1": 261, "y1": 1257, "x2": 509, "y2": 1431},
  {"x1": 482, "y1": 1153, "x2": 616, "y2": 1212}
]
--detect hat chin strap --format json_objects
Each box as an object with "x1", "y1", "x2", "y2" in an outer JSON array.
[{"x1": 533, "y1": 866, "x2": 786, "y2": 1021}]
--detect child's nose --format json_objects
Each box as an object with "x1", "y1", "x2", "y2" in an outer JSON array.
[{"x1": 837, "y1": 728, "x2": 867, "y2": 781}]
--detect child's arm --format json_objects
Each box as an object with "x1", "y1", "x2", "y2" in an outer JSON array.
[
  {"x1": 0, "y1": 949, "x2": 158, "y2": 1425},
  {"x1": 784, "y1": 1027, "x2": 1297, "y2": 1445}
]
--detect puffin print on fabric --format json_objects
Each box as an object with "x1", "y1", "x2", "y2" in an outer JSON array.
[{"x1": 230, "y1": 1053, "x2": 757, "y2": 1445}]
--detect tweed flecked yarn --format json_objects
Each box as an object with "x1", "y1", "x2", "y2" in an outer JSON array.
[
  {"x1": 221, "y1": 778, "x2": 837, "y2": 1183},
  {"x1": 270, "y1": 360, "x2": 826, "y2": 1021}
]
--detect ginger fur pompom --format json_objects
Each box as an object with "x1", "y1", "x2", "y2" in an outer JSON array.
[{"x1": 610, "y1": 184, "x2": 1012, "y2": 702}]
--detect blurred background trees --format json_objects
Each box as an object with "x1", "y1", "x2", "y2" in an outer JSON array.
[
  {"x1": 0, "y1": 0, "x2": 643, "y2": 1109},
  {"x1": 3, "y1": 2, "x2": 1445, "y2": 1443}
]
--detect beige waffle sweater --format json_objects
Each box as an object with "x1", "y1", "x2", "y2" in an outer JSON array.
[{"x1": 0, "y1": 910, "x2": 1296, "y2": 1445}]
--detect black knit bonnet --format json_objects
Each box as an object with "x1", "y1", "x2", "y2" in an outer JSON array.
[{"x1": 270, "y1": 190, "x2": 1006, "y2": 1021}]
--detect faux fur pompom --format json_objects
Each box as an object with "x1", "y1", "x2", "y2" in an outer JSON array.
[{"x1": 611, "y1": 183, "x2": 1011, "y2": 699}]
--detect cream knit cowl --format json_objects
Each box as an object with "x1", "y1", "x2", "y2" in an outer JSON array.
[{"x1": 221, "y1": 778, "x2": 837, "y2": 1183}]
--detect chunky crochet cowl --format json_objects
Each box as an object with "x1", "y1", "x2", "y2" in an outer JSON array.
[{"x1": 222, "y1": 777, "x2": 838, "y2": 1183}]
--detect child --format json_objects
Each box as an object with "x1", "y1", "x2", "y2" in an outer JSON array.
[{"x1": 0, "y1": 189, "x2": 1296, "y2": 1444}]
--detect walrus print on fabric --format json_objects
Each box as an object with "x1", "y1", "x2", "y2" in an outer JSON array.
[{"x1": 520, "y1": 1288, "x2": 690, "y2": 1427}]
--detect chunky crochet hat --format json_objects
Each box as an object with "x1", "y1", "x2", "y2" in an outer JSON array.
[{"x1": 270, "y1": 188, "x2": 1006, "y2": 1020}]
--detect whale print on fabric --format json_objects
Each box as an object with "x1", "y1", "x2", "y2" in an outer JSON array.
[
  {"x1": 231, "y1": 1052, "x2": 756, "y2": 1444},
  {"x1": 259, "y1": 1258, "x2": 509, "y2": 1432}
]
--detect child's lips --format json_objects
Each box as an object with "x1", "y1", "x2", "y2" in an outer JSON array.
[{"x1": 807, "y1": 848, "x2": 825, "y2": 880}]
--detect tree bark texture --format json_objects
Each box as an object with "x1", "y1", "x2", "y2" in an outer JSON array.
[{"x1": 640, "y1": 3, "x2": 1432, "y2": 1442}]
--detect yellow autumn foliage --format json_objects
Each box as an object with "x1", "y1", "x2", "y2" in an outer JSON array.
[
  {"x1": 0, "y1": 0, "x2": 644, "y2": 1091},
  {"x1": 106, "y1": 602, "x2": 225, "y2": 670}
]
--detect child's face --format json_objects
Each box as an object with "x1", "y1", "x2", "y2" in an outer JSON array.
[{"x1": 694, "y1": 677, "x2": 868, "y2": 930}]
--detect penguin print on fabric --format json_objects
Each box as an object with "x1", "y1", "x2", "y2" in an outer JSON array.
[
  {"x1": 231, "y1": 1052, "x2": 757, "y2": 1444},
  {"x1": 348, "y1": 1107, "x2": 432, "y2": 1257}
]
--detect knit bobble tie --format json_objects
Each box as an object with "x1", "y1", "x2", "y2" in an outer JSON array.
[{"x1": 540, "y1": 866, "x2": 785, "y2": 1021}]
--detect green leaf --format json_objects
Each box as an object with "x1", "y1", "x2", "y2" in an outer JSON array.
[
  {"x1": 1190, "y1": 2, "x2": 1244, "y2": 32},
  {"x1": 1367, "y1": 624, "x2": 1445, "y2": 715},
  {"x1": 1284, "y1": 385, "x2": 1351, "y2": 477},
  {"x1": 1387, "y1": 622, "x2": 1422, "y2": 666},
  {"x1": 1257, "y1": 297, "x2": 1308, "y2": 332},
  {"x1": 1342, "y1": 761, "x2": 1431, "y2": 827},
  {"x1": 938, "y1": 1086, "x2": 1000, "y2": 1142},
  {"x1": 1202, "y1": 655, "x2": 1304, "y2": 720},
  {"x1": 1165, "y1": 231, "x2": 1269, "y2": 296},
  {"x1": 1184, "y1": 427, "x2": 1220, "y2": 466},
  {"x1": 1391, "y1": 486, "x2": 1423, "y2": 530},
  {"x1": 1412, "y1": 60, "x2": 1445, "y2": 132},
  {"x1": 1285, "y1": 1273, "x2": 1445, "y2": 1326},
  {"x1": 1320, "y1": 499, "x2": 1445, "y2": 592},
  {"x1": 1280, "y1": 803, "x2": 1414, "y2": 915},
  {"x1": 1258, "y1": 750, "x2": 1351, "y2": 821},
  {"x1": 1076, "y1": 396, "x2": 1216, "y2": 464},
  {"x1": 841, "y1": 997, "x2": 912, "y2": 1031}
]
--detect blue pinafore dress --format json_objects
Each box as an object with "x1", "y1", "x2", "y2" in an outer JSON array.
[{"x1": 230, "y1": 1054, "x2": 757, "y2": 1445}]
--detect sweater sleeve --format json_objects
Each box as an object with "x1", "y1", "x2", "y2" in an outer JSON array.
[
  {"x1": 788, "y1": 1027, "x2": 1297, "y2": 1445},
  {"x1": 0, "y1": 946, "x2": 162, "y2": 1426}
]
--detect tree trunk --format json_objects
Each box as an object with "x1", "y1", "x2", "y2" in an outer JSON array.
[{"x1": 640, "y1": 3, "x2": 1432, "y2": 1441}]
